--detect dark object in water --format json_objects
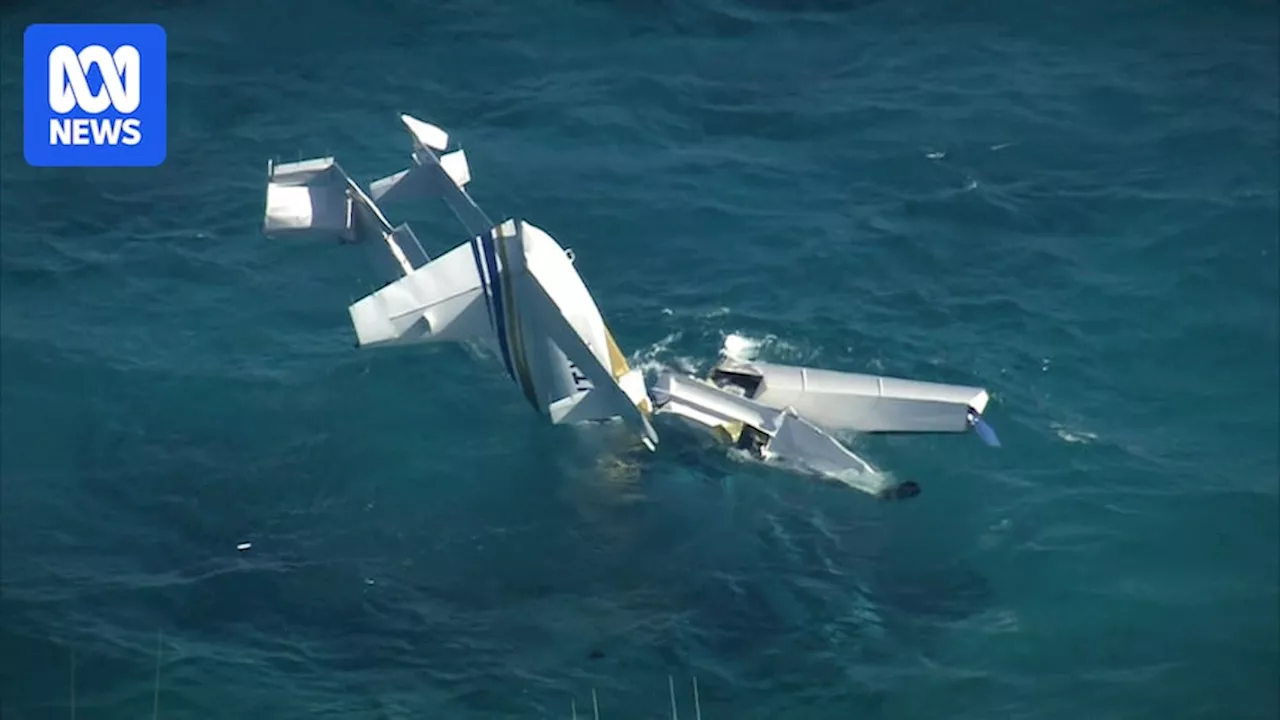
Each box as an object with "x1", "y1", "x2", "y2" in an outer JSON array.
[{"x1": 879, "y1": 481, "x2": 921, "y2": 501}]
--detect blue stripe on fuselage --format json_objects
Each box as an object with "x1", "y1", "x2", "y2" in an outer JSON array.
[
  {"x1": 478, "y1": 229, "x2": 517, "y2": 381},
  {"x1": 468, "y1": 235, "x2": 495, "y2": 331}
]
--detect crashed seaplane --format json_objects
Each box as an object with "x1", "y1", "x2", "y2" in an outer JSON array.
[
  {"x1": 263, "y1": 114, "x2": 658, "y2": 450},
  {"x1": 262, "y1": 114, "x2": 1000, "y2": 500}
]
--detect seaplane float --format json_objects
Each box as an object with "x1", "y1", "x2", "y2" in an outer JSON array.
[{"x1": 261, "y1": 114, "x2": 1000, "y2": 500}]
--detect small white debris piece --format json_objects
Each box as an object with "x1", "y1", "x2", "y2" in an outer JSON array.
[{"x1": 237, "y1": 542, "x2": 252, "y2": 551}]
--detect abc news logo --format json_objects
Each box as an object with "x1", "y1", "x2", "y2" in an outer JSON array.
[
  {"x1": 24, "y1": 23, "x2": 167, "y2": 167},
  {"x1": 48, "y1": 44, "x2": 143, "y2": 147}
]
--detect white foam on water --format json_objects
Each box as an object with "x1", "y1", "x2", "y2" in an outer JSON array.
[
  {"x1": 1053, "y1": 422, "x2": 1098, "y2": 444},
  {"x1": 719, "y1": 331, "x2": 813, "y2": 364},
  {"x1": 723, "y1": 436, "x2": 895, "y2": 498},
  {"x1": 627, "y1": 331, "x2": 700, "y2": 378},
  {"x1": 768, "y1": 453, "x2": 896, "y2": 497},
  {"x1": 720, "y1": 332, "x2": 760, "y2": 362}
]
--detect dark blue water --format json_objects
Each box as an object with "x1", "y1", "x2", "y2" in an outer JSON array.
[{"x1": 2, "y1": 1, "x2": 1277, "y2": 717}]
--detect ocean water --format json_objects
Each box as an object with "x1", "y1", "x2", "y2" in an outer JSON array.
[{"x1": 1, "y1": 0, "x2": 1277, "y2": 717}]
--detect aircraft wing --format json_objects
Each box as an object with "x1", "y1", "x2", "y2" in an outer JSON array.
[
  {"x1": 346, "y1": 237, "x2": 493, "y2": 348},
  {"x1": 710, "y1": 359, "x2": 1000, "y2": 446},
  {"x1": 649, "y1": 372, "x2": 903, "y2": 497}
]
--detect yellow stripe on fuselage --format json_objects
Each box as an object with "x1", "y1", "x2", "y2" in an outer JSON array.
[
  {"x1": 603, "y1": 326, "x2": 652, "y2": 416},
  {"x1": 603, "y1": 328, "x2": 631, "y2": 380}
]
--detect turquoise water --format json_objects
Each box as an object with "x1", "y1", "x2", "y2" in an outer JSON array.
[{"x1": 2, "y1": 1, "x2": 1277, "y2": 717}]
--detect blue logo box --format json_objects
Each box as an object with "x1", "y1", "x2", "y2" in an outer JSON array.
[{"x1": 24, "y1": 23, "x2": 167, "y2": 167}]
